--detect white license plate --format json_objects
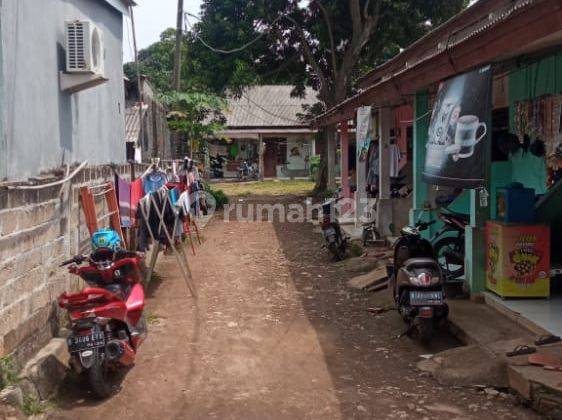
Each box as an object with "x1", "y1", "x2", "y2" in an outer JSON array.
[
  {"x1": 67, "y1": 331, "x2": 105, "y2": 353},
  {"x1": 410, "y1": 291, "x2": 443, "y2": 306}
]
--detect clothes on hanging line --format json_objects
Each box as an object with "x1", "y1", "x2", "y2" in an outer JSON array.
[
  {"x1": 131, "y1": 179, "x2": 144, "y2": 223},
  {"x1": 136, "y1": 185, "x2": 191, "y2": 252},
  {"x1": 115, "y1": 175, "x2": 132, "y2": 228},
  {"x1": 366, "y1": 140, "x2": 379, "y2": 187},
  {"x1": 114, "y1": 175, "x2": 145, "y2": 228},
  {"x1": 389, "y1": 143, "x2": 402, "y2": 178},
  {"x1": 142, "y1": 169, "x2": 168, "y2": 194}
]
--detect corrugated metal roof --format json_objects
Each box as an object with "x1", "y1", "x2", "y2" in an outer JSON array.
[
  {"x1": 125, "y1": 107, "x2": 140, "y2": 143},
  {"x1": 102, "y1": 0, "x2": 135, "y2": 15},
  {"x1": 223, "y1": 85, "x2": 318, "y2": 128},
  {"x1": 314, "y1": 0, "x2": 540, "y2": 126}
]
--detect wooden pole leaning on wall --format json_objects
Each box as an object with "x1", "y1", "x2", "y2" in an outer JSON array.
[
  {"x1": 79, "y1": 182, "x2": 127, "y2": 247},
  {"x1": 80, "y1": 187, "x2": 99, "y2": 237},
  {"x1": 104, "y1": 182, "x2": 127, "y2": 248}
]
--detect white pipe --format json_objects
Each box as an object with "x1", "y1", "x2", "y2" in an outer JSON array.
[{"x1": 7, "y1": 161, "x2": 89, "y2": 190}]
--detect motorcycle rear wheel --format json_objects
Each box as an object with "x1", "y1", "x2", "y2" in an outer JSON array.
[
  {"x1": 88, "y1": 357, "x2": 119, "y2": 398},
  {"x1": 328, "y1": 242, "x2": 346, "y2": 261},
  {"x1": 418, "y1": 318, "x2": 434, "y2": 346}
]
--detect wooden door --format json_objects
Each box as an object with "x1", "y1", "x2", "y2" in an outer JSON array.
[{"x1": 263, "y1": 141, "x2": 278, "y2": 177}]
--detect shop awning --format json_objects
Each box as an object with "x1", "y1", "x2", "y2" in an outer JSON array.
[{"x1": 312, "y1": 0, "x2": 562, "y2": 127}]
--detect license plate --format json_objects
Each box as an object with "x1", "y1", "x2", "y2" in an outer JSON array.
[
  {"x1": 323, "y1": 227, "x2": 336, "y2": 237},
  {"x1": 67, "y1": 331, "x2": 105, "y2": 353},
  {"x1": 409, "y1": 291, "x2": 443, "y2": 306}
]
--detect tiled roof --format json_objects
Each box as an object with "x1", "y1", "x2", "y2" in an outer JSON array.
[{"x1": 223, "y1": 85, "x2": 318, "y2": 128}]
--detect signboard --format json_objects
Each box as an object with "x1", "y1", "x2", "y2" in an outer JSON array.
[
  {"x1": 356, "y1": 106, "x2": 372, "y2": 225},
  {"x1": 423, "y1": 66, "x2": 492, "y2": 188}
]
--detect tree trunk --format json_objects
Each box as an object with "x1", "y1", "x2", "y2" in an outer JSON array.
[
  {"x1": 325, "y1": 124, "x2": 337, "y2": 191},
  {"x1": 314, "y1": 124, "x2": 337, "y2": 194}
]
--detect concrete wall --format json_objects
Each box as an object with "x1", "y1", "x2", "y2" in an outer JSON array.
[
  {"x1": 0, "y1": 1, "x2": 4, "y2": 181},
  {"x1": 0, "y1": 164, "x2": 141, "y2": 363},
  {"x1": 0, "y1": 0, "x2": 127, "y2": 182}
]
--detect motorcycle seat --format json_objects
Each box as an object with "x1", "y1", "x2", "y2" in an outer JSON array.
[
  {"x1": 443, "y1": 211, "x2": 470, "y2": 224},
  {"x1": 403, "y1": 258, "x2": 440, "y2": 270}
]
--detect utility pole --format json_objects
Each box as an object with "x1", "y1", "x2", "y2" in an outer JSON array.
[{"x1": 172, "y1": 0, "x2": 184, "y2": 92}]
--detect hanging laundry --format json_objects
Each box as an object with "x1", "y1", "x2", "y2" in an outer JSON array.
[
  {"x1": 366, "y1": 140, "x2": 379, "y2": 187},
  {"x1": 115, "y1": 174, "x2": 132, "y2": 228},
  {"x1": 389, "y1": 143, "x2": 402, "y2": 178},
  {"x1": 131, "y1": 178, "x2": 144, "y2": 223},
  {"x1": 136, "y1": 186, "x2": 183, "y2": 251},
  {"x1": 143, "y1": 170, "x2": 168, "y2": 194}
]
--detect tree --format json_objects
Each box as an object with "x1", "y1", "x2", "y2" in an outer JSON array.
[
  {"x1": 183, "y1": 0, "x2": 468, "y2": 190},
  {"x1": 125, "y1": 1, "x2": 469, "y2": 185},
  {"x1": 160, "y1": 91, "x2": 227, "y2": 157},
  {"x1": 266, "y1": 0, "x2": 469, "y2": 190}
]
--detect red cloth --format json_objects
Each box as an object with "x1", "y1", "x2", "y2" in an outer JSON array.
[
  {"x1": 165, "y1": 182, "x2": 186, "y2": 194},
  {"x1": 130, "y1": 179, "x2": 144, "y2": 223}
]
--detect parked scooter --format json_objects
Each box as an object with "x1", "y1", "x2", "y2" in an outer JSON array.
[
  {"x1": 320, "y1": 196, "x2": 349, "y2": 261},
  {"x1": 210, "y1": 154, "x2": 226, "y2": 178},
  {"x1": 58, "y1": 232, "x2": 147, "y2": 398},
  {"x1": 237, "y1": 160, "x2": 259, "y2": 181},
  {"x1": 361, "y1": 199, "x2": 382, "y2": 247},
  {"x1": 390, "y1": 219, "x2": 449, "y2": 345}
]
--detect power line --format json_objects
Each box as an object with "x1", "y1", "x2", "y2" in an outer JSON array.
[
  {"x1": 240, "y1": 93, "x2": 303, "y2": 124},
  {"x1": 184, "y1": 12, "x2": 284, "y2": 55}
]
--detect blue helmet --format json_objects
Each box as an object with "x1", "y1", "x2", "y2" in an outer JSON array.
[{"x1": 91, "y1": 229, "x2": 122, "y2": 252}]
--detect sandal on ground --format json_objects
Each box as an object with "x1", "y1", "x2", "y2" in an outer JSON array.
[
  {"x1": 506, "y1": 345, "x2": 536, "y2": 357},
  {"x1": 534, "y1": 335, "x2": 561, "y2": 346}
]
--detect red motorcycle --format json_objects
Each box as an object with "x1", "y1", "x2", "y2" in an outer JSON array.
[{"x1": 58, "y1": 249, "x2": 147, "y2": 398}]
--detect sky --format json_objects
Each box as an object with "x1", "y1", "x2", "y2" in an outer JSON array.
[{"x1": 123, "y1": 0, "x2": 203, "y2": 63}]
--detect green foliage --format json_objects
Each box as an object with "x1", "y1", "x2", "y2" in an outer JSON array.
[
  {"x1": 0, "y1": 356, "x2": 19, "y2": 388},
  {"x1": 203, "y1": 183, "x2": 229, "y2": 209},
  {"x1": 349, "y1": 241, "x2": 364, "y2": 258},
  {"x1": 309, "y1": 155, "x2": 321, "y2": 181},
  {"x1": 159, "y1": 91, "x2": 226, "y2": 150},
  {"x1": 21, "y1": 394, "x2": 52, "y2": 416},
  {"x1": 124, "y1": 28, "x2": 178, "y2": 93},
  {"x1": 124, "y1": 0, "x2": 469, "y2": 111},
  {"x1": 211, "y1": 189, "x2": 229, "y2": 210}
]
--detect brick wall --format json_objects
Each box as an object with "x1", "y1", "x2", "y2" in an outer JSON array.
[{"x1": 0, "y1": 164, "x2": 143, "y2": 364}]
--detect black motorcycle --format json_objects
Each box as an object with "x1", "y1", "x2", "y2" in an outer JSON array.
[
  {"x1": 320, "y1": 197, "x2": 348, "y2": 261},
  {"x1": 432, "y1": 210, "x2": 468, "y2": 280},
  {"x1": 210, "y1": 154, "x2": 225, "y2": 178},
  {"x1": 390, "y1": 220, "x2": 448, "y2": 345}
]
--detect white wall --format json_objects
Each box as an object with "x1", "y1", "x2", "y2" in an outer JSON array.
[{"x1": 0, "y1": 0, "x2": 127, "y2": 181}]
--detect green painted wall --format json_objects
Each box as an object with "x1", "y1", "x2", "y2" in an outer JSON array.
[{"x1": 502, "y1": 52, "x2": 562, "y2": 197}]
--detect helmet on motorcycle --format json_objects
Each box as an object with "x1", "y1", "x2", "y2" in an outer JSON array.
[{"x1": 91, "y1": 229, "x2": 122, "y2": 252}]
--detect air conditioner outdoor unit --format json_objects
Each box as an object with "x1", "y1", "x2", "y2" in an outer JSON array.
[{"x1": 65, "y1": 20, "x2": 104, "y2": 74}]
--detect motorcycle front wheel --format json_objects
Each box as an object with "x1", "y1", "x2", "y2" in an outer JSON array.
[
  {"x1": 88, "y1": 356, "x2": 119, "y2": 398},
  {"x1": 434, "y1": 236, "x2": 465, "y2": 280}
]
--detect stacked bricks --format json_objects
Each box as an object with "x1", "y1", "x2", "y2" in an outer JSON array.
[{"x1": 0, "y1": 163, "x2": 144, "y2": 364}]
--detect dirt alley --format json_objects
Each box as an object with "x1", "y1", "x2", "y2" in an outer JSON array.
[{"x1": 53, "y1": 195, "x2": 540, "y2": 419}]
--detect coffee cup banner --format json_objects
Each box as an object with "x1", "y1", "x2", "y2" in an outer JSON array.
[{"x1": 423, "y1": 67, "x2": 492, "y2": 188}]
